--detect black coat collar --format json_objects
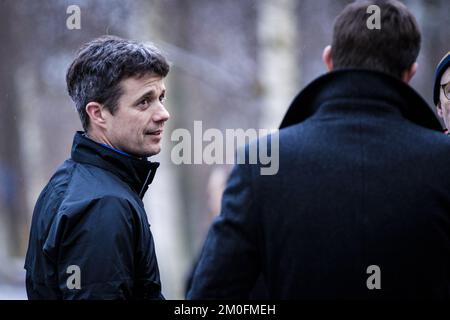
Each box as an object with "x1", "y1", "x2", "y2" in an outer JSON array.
[
  {"x1": 280, "y1": 69, "x2": 442, "y2": 131},
  {"x1": 71, "y1": 131, "x2": 159, "y2": 198}
]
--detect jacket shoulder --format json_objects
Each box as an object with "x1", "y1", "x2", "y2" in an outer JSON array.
[{"x1": 64, "y1": 160, "x2": 140, "y2": 204}]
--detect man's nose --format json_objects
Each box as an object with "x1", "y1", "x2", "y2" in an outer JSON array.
[{"x1": 153, "y1": 104, "x2": 170, "y2": 122}]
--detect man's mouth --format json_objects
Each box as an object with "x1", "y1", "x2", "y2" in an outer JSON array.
[{"x1": 145, "y1": 129, "x2": 163, "y2": 136}]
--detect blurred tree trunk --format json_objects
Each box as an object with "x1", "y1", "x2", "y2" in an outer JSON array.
[
  {"x1": 0, "y1": 1, "x2": 28, "y2": 256},
  {"x1": 129, "y1": 0, "x2": 190, "y2": 299},
  {"x1": 145, "y1": 0, "x2": 260, "y2": 297},
  {"x1": 257, "y1": 0, "x2": 299, "y2": 130}
]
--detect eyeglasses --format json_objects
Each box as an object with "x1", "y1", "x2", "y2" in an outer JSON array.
[{"x1": 442, "y1": 82, "x2": 450, "y2": 101}]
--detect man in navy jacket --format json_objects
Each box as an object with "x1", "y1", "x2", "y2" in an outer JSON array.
[
  {"x1": 188, "y1": 0, "x2": 450, "y2": 299},
  {"x1": 25, "y1": 36, "x2": 170, "y2": 299}
]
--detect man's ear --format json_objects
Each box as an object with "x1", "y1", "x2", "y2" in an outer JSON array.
[
  {"x1": 85, "y1": 102, "x2": 108, "y2": 130},
  {"x1": 322, "y1": 45, "x2": 333, "y2": 71},
  {"x1": 402, "y1": 62, "x2": 418, "y2": 83},
  {"x1": 437, "y1": 102, "x2": 443, "y2": 118}
]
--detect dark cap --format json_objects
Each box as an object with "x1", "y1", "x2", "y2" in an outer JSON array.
[{"x1": 434, "y1": 52, "x2": 450, "y2": 105}]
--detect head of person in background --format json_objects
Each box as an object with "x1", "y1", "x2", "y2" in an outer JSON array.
[
  {"x1": 66, "y1": 35, "x2": 170, "y2": 157},
  {"x1": 321, "y1": 0, "x2": 420, "y2": 83},
  {"x1": 279, "y1": 0, "x2": 427, "y2": 131},
  {"x1": 434, "y1": 52, "x2": 450, "y2": 133}
]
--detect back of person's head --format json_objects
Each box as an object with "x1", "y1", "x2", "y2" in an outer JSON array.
[{"x1": 331, "y1": 0, "x2": 421, "y2": 79}]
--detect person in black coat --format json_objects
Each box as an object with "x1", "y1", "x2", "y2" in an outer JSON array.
[
  {"x1": 25, "y1": 36, "x2": 170, "y2": 299},
  {"x1": 187, "y1": 0, "x2": 450, "y2": 299}
]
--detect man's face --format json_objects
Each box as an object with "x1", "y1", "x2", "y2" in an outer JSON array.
[
  {"x1": 437, "y1": 67, "x2": 450, "y2": 129},
  {"x1": 104, "y1": 73, "x2": 170, "y2": 157}
]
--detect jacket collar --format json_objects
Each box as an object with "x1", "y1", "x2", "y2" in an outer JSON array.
[
  {"x1": 280, "y1": 69, "x2": 442, "y2": 131},
  {"x1": 71, "y1": 131, "x2": 159, "y2": 199}
]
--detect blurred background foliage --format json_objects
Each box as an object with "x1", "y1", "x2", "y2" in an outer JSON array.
[{"x1": 0, "y1": 0, "x2": 448, "y2": 299}]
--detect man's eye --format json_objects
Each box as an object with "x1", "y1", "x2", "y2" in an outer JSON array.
[
  {"x1": 159, "y1": 95, "x2": 166, "y2": 103},
  {"x1": 139, "y1": 98, "x2": 150, "y2": 106}
]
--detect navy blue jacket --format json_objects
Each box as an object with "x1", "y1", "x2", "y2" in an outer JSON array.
[
  {"x1": 25, "y1": 132, "x2": 163, "y2": 299},
  {"x1": 187, "y1": 70, "x2": 450, "y2": 299}
]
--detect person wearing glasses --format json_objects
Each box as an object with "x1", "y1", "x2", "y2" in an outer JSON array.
[{"x1": 434, "y1": 52, "x2": 450, "y2": 134}]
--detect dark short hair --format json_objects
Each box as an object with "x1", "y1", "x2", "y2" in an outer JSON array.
[
  {"x1": 66, "y1": 36, "x2": 170, "y2": 131},
  {"x1": 331, "y1": 0, "x2": 421, "y2": 79}
]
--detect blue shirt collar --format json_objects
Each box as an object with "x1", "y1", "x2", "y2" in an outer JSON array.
[{"x1": 99, "y1": 143, "x2": 133, "y2": 158}]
